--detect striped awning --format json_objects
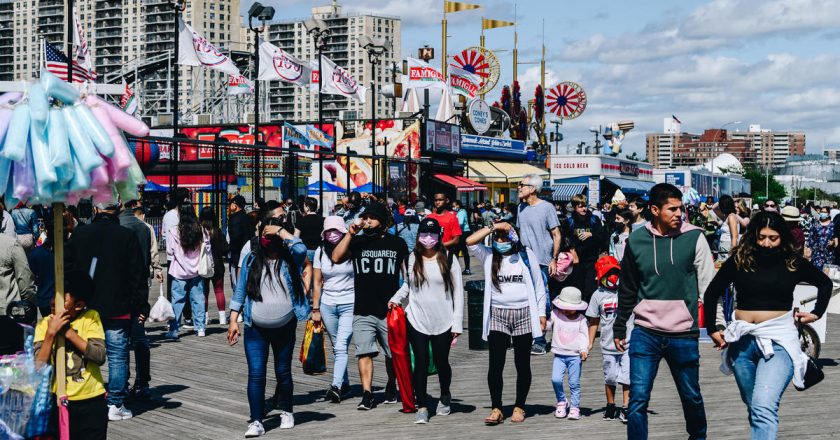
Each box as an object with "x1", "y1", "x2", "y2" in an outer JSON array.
[{"x1": 551, "y1": 184, "x2": 586, "y2": 201}]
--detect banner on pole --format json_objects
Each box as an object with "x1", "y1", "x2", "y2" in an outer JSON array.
[
  {"x1": 448, "y1": 66, "x2": 480, "y2": 99},
  {"x1": 177, "y1": 17, "x2": 241, "y2": 76},
  {"x1": 320, "y1": 55, "x2": 366, "y2": 103},
  {"x1": 259, "y1": 40, "x2": 310, "y2": 86},
  {"x1": 227, "y1": 74, "x2": 254, "y2": 95},
  {"x1": 405, "y1": 57, "x2": 446, "y2": 91}
]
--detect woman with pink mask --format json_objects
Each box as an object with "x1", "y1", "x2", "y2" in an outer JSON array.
[
  {"x1": 312, "y1": 216, "x2": 356, "y2": 404},
  {"x1": 389, "y1": 217, "x2": 464, "y2": 425}
]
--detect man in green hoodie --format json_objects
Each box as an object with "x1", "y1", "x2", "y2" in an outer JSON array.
[{"x1": 613, "y1": 183, "x2": 715, "y2": 440}]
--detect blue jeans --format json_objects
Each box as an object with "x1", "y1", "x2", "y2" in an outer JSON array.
[
  {"x1": 628, "y1": 327, "x2": 706, "y2": 440},
  {"x1": 320, "y1": 302, "x2": 354, "y2": 388},
  {"x1": 244, "y1": 320, "x2": 297, "y2": 422},
  {"x1": 535, "y1": 265, "x2": 550, "y2": 347},
  {"x1": 552, "y1": 354, "x2": 582, "y2": 407},
  {"x1": 103, "y1": 319, "x2": 130, "y2": 407},
  {"x1": 129, "y1": 316, "x2": 150, "y2": 388},
  {"x1": 169, "y1": 277, "x2": 206, "y2": 332},
  {"x1": 727, "y1": 335, "x2": 793, "y2": 440}
]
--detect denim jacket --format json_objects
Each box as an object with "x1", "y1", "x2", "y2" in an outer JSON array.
[{"x1": 229, "y1": 237, "x2": 310, "y2": 327}]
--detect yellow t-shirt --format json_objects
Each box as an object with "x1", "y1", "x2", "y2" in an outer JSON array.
[{"x1": 34, "y1": 309, "x2": 107, "y2": 401}]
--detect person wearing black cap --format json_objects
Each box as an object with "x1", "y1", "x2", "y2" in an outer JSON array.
[
  {"x1": 66, "y1": 201, "x2": 148, "y2": 421},
  {"x1": 333, "y1": 201, "x2": 408, "y2": 410},
  {"x1": 338, "y1": 191, "x2": 365, "y2": 229},
  {"x1": 388, "y1": 217, "x2": 464, "y2": 424},
  {"x1": 229, "y1": 194, "x2": 256, "y2": 284}
]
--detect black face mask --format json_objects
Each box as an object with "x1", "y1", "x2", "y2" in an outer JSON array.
[
  {"x1": 615, "y1": 223, "x2": 627, "y2": 233},
  {"x1": 755, "y1": 245, "x2": 782, "y2": 258}
]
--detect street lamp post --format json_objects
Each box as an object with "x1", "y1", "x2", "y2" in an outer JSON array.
[
  {"x1": 168, "y1": 0, "x2": 186, "y2": 192},
  {"x1": 248, "y1": 2, "x2": 275, "y2": 204},
  {"x1": 305, "y1": 17, "x2": 330, "y2": 211},
  {"x1": 358, "y1": 36, "x2": 391, "y2": 194}
]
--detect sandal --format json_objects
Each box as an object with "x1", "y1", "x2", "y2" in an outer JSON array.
[
  {"x1": 484, "y1": 408, "x2": 505, "y2": 425},
  {"x1": 510, "y1": 407, "x2": 526, "y2": 423}
]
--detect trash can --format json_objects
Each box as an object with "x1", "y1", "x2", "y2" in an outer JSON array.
[{"x1": 465, "y1": 280, "x2": 488, "y2": 350}]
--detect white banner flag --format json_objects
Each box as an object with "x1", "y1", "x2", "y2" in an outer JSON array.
[
  {"x1": 405, "y1": 57, "x2": 446, "y2": 91},
  {"x1": 320, "y1": 55, "x2": 366, "y2": 103},
  {"x1": 448, "y1": 65, "x2": 481, "y2": 99},
  {"x1": 227, "y1": 74, "x2": 253, "y2": 95},
  {"x1": 177, "y1": 17, "x2": 241, "y2": 76},
  {"x1": 309, "y1": 60, "x2": 319, "y2": 92},
  {"x1": 258, "y1": 40, "x2": 310, "y2": 86}
]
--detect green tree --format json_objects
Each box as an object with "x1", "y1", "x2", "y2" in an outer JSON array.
[
  {"x1": 625, "y1": 152, "x2": 640, "y2": 161},
  {"x1": 743, "y1": 167, "x2": 787, "y2": 201},
  {"x1": 796, "y1": 188, "x2": 840, "y2": 205}
]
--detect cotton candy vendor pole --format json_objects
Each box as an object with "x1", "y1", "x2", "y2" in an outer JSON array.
[{"x1": 52, "y1": 203, "x2": 67, "y2": 440}]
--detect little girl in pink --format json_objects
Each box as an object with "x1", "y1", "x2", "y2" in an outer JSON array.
[{"x1": 546, "y1": 286, "x2": 589, "y2": 420}]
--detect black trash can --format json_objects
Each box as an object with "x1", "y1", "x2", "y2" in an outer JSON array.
[{"x1": 465, "y1": 280, "x2": 488, "y2": 350}]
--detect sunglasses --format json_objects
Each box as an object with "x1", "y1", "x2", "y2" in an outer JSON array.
[
  {"x1": 517, "y1": 182, "x2": 534, "y2": 188},
  {"x1": 433, "y1": 198, "x2": 447, "y2": 202},
  {"x1": 765, "y1": 204, "x2": 776, "y2": 208}
]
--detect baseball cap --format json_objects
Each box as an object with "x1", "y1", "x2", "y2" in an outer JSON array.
[
  {"x1": 231, "y1": 195, "x2": 246, "y2": 208},
  {"x1": 418, "y1": 218, "x2": 442, "y2": 235},
  {"x1": 95, "y1": 202, "x2": 119, "y2": 211}
]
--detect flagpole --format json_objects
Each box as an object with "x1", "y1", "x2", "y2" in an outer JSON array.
[
  {"x1": 169, "y1": 1, "x2": 186, "y2": 192},
  {"x1": 442, "y1": 2, "x2": 447, "y2": 78},
  {"x1": 479, "y1": 27, "x2": 485, "y2": 100}
]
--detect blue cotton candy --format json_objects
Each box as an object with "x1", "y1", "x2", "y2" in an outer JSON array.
[
  {"x1": 29, "y1": 83, "x2": 49, "y2": 127},
  {"x1": 41, "y1": 69, "x2": 80, "y2": 104},
  {"x1": 0, "y1": 104, "x2": 30, "y2": 161},
  {"x1": 63, "y1": 106, "x2": 103, "y2": 172},
  {"x1": 30, "y1": 118, "x2": 58, "y2": 191},
  {"x1": 47, "y1": 108, "x2": 72, "y2": 167},
  {"x1": 74, "y1": 103, "x2": 114, "y2": 157},
  {"x1": 69, "y1": 153, "x2": 91, "y2": 192},
  {"x1": 0, "y1": 156, "x2": 10, "y2": 196}
]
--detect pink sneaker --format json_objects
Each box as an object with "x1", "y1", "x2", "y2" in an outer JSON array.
[
  {"x1": 568, "y1": 407, "x2": 581, "y2": 420},
  {"x1": 554, "y1": 401, "x2": 568, "y2": 418}
]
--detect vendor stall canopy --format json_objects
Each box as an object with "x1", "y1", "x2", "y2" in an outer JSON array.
[{"x1": 466, "y1": 160, "x2": 548, "y2": 183}]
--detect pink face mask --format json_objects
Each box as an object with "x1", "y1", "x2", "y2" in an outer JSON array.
[
  {"x1": 418, "y1": 233, "x2": 439, "y2": 249},
  {"x1": 324, "y1": 230, "x2": 344, "y2": 244}
]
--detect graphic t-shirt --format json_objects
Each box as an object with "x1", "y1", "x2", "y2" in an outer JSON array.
[
  {"x1": 425, "y1": 211, "x2": 463, "y2": 244},
  {"x1": 585, "y1": 287, "x2": 633, "y2": 355},
  {"x1": 350, "y1": 234, "x2": 409, "y2": 318},
  {"x1": 34, "y1": 309, "x2": 106, "y2": 401},
  {"x1": 490, "y1": 255, "x2": 531, "y2": 309}
]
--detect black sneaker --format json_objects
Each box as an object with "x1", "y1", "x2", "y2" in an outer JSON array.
[
  {"x1": 340, "y1": 383, "x2": 352, "y2": 398},
  {"x1": 462, "y1": 269, "x2": 472, "y2": 276},
  {"x1": 128, "y1": 385, "x2": 151, "y2": 401},
  {"x1": 619, "y1": 408, "x2": 628, "y2": 424},
  {"x1": 383, "y1": 383, "x2": 398, "y2": 404},
  {"x1": 603, "y1": 403, "x2": 616, "y2": 420},
  {"x1": 325, "y1": 386, "x2": 341, "y2": 403},
  {"x1": 358, "y1": 391, "x2": 376, "y2": 410}
]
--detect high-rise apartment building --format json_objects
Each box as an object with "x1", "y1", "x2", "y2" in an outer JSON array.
[
  {"x1": 646, "y1": 120, "x2": 805, "y2": 169},
  {"x1": 265, "y1": 2, "x2": 402, "y2": 122}
]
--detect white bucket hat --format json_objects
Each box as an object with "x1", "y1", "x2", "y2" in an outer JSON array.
[{"x1": 552, "y1": 286, "x2": 588, "y2": 311}]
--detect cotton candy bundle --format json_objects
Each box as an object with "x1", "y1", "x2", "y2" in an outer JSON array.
[{"x1": 0, "y1": 70, "x2": 149, "y2": 205}]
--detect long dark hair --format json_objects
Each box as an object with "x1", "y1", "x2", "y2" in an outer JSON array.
[
  {"x1": 490, "y1": 226, "x2": 523, "y2": 291},
  {"x1": 719, "y1": 195, "x2": 736, "y2": 216},
  {"x1": 733, "y1": 211, "x2": 798, "y2": 272},
  {"x1": 412, "y1": 233, "x2": 454, "y2": 293},
  {"x1": 613, "y1": 208, "x2": 632, "y2": 244},
  {"x1": 199, "y1": 207, "x2": 220, "y2": 239},
  {"x1": 245, "y1": 214, "x2": 305, "y2": 303},
  {"x1": 177, "y1": 205, "x2": 202, "y2": 251}
]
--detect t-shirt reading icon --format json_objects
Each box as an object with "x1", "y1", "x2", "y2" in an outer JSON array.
[{"x1": 350, "y1": 234, "x2": 409, "y2": 319}]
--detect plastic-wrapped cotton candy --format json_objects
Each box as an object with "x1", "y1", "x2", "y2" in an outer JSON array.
[
  {"x1": 0, "y1": 92, "x2": 22, "y2": 105},
  {"x1": 0, "y1": 104, "x2": 30, "y2": 161},
  {"x1": 29, "y1": 83, "x2": 49, "y2": 127},
  {"x1": 30, "y1": 119, "x2": 59, "y2": 190},
  {"x1": 63, "y1": 106, "x2": 103, "y2": 172},
  {"x1": 47, "y1": 108, "x2": 71, "y2": 167},
  {"x1": 69, "y1": 154, "x2": 90, "y2": 192},
  {"x1": 85, "y1": 95, "x2": 149, "y2": 137},
  {"x1": 12, "y1": 146, "x2": 34, "y2": 200},
  {"x1": 87, "y1": 102, "x2": 131, "y2": 175},
  {"x1": 41, "y1": 70, "x2": 80, "y2": 104},
  {"x1": 90, "y1": 163, "x2": 109, "y2": 187},
  {"x1": 73, "y1": 103, "x2": 114, "y2": 157},
  {"x1": 0, "y1": 156, "x2": 10, "y2": 196}
]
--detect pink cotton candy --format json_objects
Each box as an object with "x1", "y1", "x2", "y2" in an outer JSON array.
[
  {"x1": 88, "y1": 102, "x2": 131, "y2": 174},
  {"x1": 90, "y1": 164, "x2": 109, "y2": 187},
  {"x1": 65, "y1": 192, "x2": 81, "y2": 206},
  {"x1": 85, "y1": 95, "x2": 149, "y2": 137}
]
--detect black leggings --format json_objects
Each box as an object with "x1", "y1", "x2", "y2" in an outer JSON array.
[
  {"x1": 456, "y1": 237, "x2": 470, "y2": 269},
  {"x1": 487, "y1": 331, "x2": 532, "y2": 409},
  {"x1": 407, "y1": 322, "x2": 452, "y2": 408}
]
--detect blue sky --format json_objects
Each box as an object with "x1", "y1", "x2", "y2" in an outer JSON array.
[{"x1": 255, "y1": 0, "x2": 840, "y2": 159}]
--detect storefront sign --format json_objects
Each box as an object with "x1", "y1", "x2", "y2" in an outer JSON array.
[
  {"x1": 425, "y1": 120, "x2": 461, "y2": 155},
  {"x1": 665, "y1": 172, "x2": 685, "y2": 186},
  {"x1": 619, "y1": 161, "x2": 639, "y2": 177},
  {"x1": 460, "y1": 134, "x2": 525, "y2": 159},
  {"x1": 588, "y1": 177, "x2": 600, "y2": 207},
  {"x1": 549, "y1": 157, "x2": 600, "y2": 178},
  {"x1": 467, "y1": 99, "x2": 491, "y2": 135}
]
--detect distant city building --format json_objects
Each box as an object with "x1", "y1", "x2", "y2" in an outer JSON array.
[
  {"x1": 646, "y1": 120, "x2": 805, "y2": 169},
  {"x1": 822, "y1": 148, "x2": 840, "y2": 161},
  {"x1": 265, "y1": 1, "x2": 402, "y2": 122}
]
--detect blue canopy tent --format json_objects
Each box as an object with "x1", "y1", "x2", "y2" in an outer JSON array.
[
  {"x1": 143, "y1": 180, "x2": 169, "y2": 192},
  {"x1": 307, "y1": 180, "x2": 345, "y2": 195},
  {"x1": 354, "y1": 182, "x2": 384, "y2": 193}
]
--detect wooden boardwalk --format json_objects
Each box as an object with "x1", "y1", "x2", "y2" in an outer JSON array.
[{"x1": 106, "y1": 266, "x2": 840, "y2": 439}]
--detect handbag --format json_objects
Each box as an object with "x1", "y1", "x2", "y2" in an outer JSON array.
[
  {"x1": 148, "y1": 285, "x2": 175, "y2": 322},
  {"x1": 299, "y1": 319, "x2": 327, "y2": 375},
  {"x1": 198, "y1": 234, "x2": 215, "y2": 279},
  {"x1": 795, "y1": 318, "x2": 824, "y2": 391}
]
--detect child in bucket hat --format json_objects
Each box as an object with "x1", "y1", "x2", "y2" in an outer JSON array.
[
  {"x1": 585, "y1": 255, "x2": 632, "y2": 422},
  {"x1": 546, "y1": 287, "x2": 589, "y2": 420}
]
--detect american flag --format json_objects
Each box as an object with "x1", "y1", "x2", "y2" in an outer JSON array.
[{"x1": 43, "y1": 40, "x2": 97, "y2": 83}]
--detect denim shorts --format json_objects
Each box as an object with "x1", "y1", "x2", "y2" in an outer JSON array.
[
  {"x1": 352, "y1": 314, "x2": 391, "y2": 358},
  {"x1": 603, "y1": 352, "x2": 630, "y2": 386}
]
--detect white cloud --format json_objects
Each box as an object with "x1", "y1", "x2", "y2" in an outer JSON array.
[{"x1": 682, "y1": 0, "x2": 840, "y2": 39}]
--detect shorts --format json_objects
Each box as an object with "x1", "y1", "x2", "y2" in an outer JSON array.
[
  {"x1": 602, "y1": 352, "x2": 630, "y2": 386},
  {"x1": 488, "y1": 307, "x2": 532, "y2": 337},
  {"x1": 352, "y1": 314, "x2": 391, "y2": 358}
]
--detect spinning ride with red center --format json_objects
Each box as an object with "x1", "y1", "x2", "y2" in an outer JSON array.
[{"x1": 546, "y1": 81, "x2": 587, "y2": 120}]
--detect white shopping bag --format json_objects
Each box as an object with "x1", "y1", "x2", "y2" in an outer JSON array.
[{"x1": 148, "y1": 284, "x2": 175, "y2": 322}]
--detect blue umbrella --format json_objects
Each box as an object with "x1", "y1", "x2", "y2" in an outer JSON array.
[
  {"x1": 355, "y1": 182, "x2": 383, "y2": 193},
  {"x1": 143, "y1": 180, "x2": 169, "y2": 192},
  {"x1": 307, "y1": 180, "x2": 345, "y2": 195}
]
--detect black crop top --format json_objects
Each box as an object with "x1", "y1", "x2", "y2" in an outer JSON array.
[{"x1": 703, "y1": 253, "x2": 833, "y2": 334}]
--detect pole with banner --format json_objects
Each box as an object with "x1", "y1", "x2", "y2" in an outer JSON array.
[{"x1": 442, "y1": 1, "x2": 480, "y2": 78}]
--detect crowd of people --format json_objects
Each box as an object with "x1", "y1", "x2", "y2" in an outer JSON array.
[{"x1": 0, "y1": 176, "x2": 834, "y2": 439}]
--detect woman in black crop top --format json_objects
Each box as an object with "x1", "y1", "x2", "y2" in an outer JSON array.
[{"x1": 704, "y1": 211, "x2": 832, "y2": 439}]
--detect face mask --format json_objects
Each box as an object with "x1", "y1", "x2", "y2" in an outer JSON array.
[
  {"x1": 259, "y1": 236, "x2": 276, "y2": 250},
  {"x1": 615, "y1": 223, "x2": 627, "y2": 233},
  {"x1": 417, "y1": 233, "x2": 439, "y2": 249},
  {"x1": 819, "y1": 213, "x2": 830, "y2": 220},
  {"x1": 362, "y1": 225, "x2": 381, "y2": 237},
  {"x1": 324, "y1": 230, "x2": 343, "y2": 244},
  {"x1": 756, "y1": 245, "x2": 781, "y2": 257},
  {"x1": 493, "y1": 241, "x2": 513, "y2": 254}
]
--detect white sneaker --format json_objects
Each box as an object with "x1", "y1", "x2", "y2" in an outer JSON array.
[
  {"x1": 244, "y1": 420, "x2": 265, "y2": 437},
  {"x1": 197, "y1": 330, "x2": 206, "y2": 337},
  {"x1": 279, "y1": 410, "x2": 294, "y2": 429},
  {"x1": 219, "y1": 311, "x2": 228, "y2": 326},
  {"x1": 205, "y1": 314, "x2": 210, "y2": 326},
  {"x1": 108, "y1": 404, "x2": 133, "y2": 421}
]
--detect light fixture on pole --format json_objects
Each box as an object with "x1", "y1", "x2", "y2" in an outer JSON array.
[
  {"x1": 305, "y1": 16, "x2": 330, "y2": 206},
  {"x1": 167, "y1": 0, "x2": 186, "y2": 192},
  {"x1": 248, "y1": 2, "x2": 275, "y2": 203},
  {"x1": 358, "y1": 35, "x2": 391, "y2": 193}
]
